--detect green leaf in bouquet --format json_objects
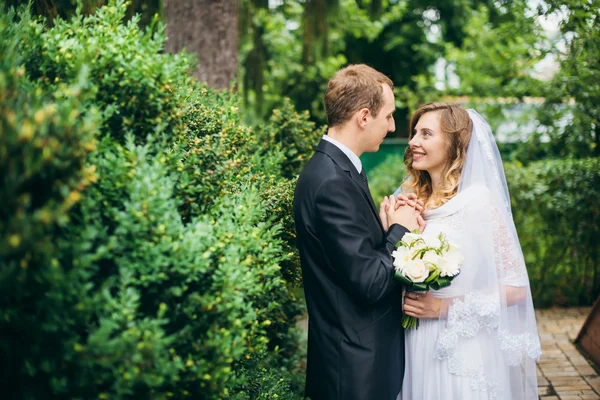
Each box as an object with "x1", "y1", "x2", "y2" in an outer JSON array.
[
  {"x1": 430, "y1": 277, "x2": 452, "y2": 290},
  {"x1": 394, "y1": 271, "x2": 413, "y2": 287},
  {"x1": 394, "y1": 272, "x2": 429, "y2": 291},
  {"x1": 425, "y1": 268, "x2": 440, "y2": 283}
]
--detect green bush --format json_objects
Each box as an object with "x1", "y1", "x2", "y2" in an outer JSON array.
[
  {"x1": 1, "y1": 2, "x2": 311, "y2": 399},
  {"x1": 63, "y1": 139, "x2": 297, "y2": 397},
  {"x1": 0, "y1": 6, "x2": 100, "y2": 396},
  {"x1": 21, "y1": 0, "x2": 193, "y2": 143},
  {"x1": 367, "y1": 153, "x2": 407, "y2": 205},
  {"x1": 506, "y1": 158, "x2": 600, "y2": 307},
  {"x1": 252, "y1": 98, "x2": 323, "y2": 285},
  {"x1": 256, "y1": 98, "x2": 324, "y2": 180},
  {"x1": 172, "y1": 87, "x2": 314, "y2": 286}
]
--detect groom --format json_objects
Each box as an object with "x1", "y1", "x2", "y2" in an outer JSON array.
[{"x1": 293, "y1": 64, "x2": 423, "y2": 400}]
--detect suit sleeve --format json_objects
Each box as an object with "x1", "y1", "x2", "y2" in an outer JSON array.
[{"x1": 314, "y1": 175, "x2": 409, "y2": 305}]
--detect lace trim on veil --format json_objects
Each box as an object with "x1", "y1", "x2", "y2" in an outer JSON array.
[{"x1": 435, "y1": 293, "x2": 541, "y2": 397}]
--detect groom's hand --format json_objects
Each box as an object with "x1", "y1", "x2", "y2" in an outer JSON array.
[
  {"x1": 417, "y1": 214, "x2": 426, "y2": 234},
  {"x1": 379, "y1": 196, "x2": 391, "y2": 232}
]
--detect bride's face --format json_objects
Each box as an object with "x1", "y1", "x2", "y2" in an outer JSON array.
[{"x1": 409, "y1": 110, "x2": 448, "y2": 175}]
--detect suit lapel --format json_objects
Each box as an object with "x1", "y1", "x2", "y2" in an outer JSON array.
[
  {"x1": 349, "y1": 169, "x2": 385, "y2": 233},
  {"x1": 316, "y1": 140, "x2": 385, "y2": 233}
]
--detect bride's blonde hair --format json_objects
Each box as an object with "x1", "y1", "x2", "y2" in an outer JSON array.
[{"x1": 402, "y1": 102, "x2": 473, "y2": 209}]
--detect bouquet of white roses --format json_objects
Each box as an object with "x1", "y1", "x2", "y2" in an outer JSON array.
[{"x1": 393, "y1": 231, "x2": 464, "y2": 329}]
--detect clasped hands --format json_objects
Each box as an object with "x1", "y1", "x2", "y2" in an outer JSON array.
[
  {"x1": 378, "y1": 193, "x2": 425, "y2": 233},
  {"x1": 378, "y1": 193, "x2": 443, "y2": 320}
]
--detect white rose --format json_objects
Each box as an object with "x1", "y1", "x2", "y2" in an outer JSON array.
[
  {"x1": 402, "y1": 259, "x2": 429, "y2": 283},
  {"x1": 421, "y1": 250, "x2": 440, "y2": 271}
]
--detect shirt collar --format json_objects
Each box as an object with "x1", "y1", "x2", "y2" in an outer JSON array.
[{"x1": 322, "y1": 135, "x2": 362, "y2": 174}]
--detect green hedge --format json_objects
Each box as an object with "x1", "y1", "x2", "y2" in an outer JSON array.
[
  {"x1": 1, "y1": 2, "x2": 317, "y2": 398},
  {"x1": 367, "y1": 153, "x2": 407, "y2": 204},
  {"x1": 368, "y1": 154, "x2": 600, "y2": 308},
  {"x1": 506, "y1": 158, "x2": 600, "y2": 307}
]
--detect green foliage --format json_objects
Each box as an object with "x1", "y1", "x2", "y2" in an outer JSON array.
[
  {"x1": 0, "y1": 6, "x2": 100, "y2": 396},
  {"x1": 396, "y1": 0, "x2": 546, "y2": 136},
  {"x1": 516, "y1": 0, "x2": 600, "y2": 161},
  {"x1": 23, "y1": 0, "x2": 193, "y2": 143},
  {"x1": 410, "y1": 0, "x2": 600, "y2": 161},
  {"x1": 240, "y1": 0, "x2": 350, "y2": 123},
  {"x1": 367, "y1": 153, "x2": 407, "y2": 204},
  {"x1": 1, "y1": 2, "x2": 310, "y2": 398},
  {"x1": 240, "y1": 0, "x2": 494, "y2": 129},
  {"x1": 66, "y1": 139, "x2": 299, "y2": 397},
  {"x1": 257, "y1": 98, "x2": 324, "y2": 180},
  {"x1": 444, "y1": 2, "x2": 544, "y2": 99},
  {"x1": 6, "y1": 0, "x2": 163, "y2": 27},
  {"x1": 172, "y1": 90, "x2": 316, "y2": 286},
  {"x1": 506, "y1": 158, "x2": 600, "y2": 307}
]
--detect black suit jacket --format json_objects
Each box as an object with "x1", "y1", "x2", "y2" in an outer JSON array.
[{"x1": 293, "y1": 139, "x2": 408, "y2": 400}]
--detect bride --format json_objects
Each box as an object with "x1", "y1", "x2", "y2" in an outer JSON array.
[{"x1": 381, "y1": 103, "x2": 541, "y2": 399}]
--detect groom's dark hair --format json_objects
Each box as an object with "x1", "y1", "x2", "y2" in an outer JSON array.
[{"x1": 324, "y1": 64, "x2": 394, "y2": 128}]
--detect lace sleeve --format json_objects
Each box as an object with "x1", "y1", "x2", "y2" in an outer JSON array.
[{"x1": 488, "y1": 198, "x2": 529, "y2": 287}]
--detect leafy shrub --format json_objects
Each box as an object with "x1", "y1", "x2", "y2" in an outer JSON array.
[
  {"x1": 367, "y1": 153, "x2": 407, "y2": 204},
  {"x1": 1, "y1": 2, "x2": 310, "y2": 399},
  {"x1": 21, "y1": 0, "x2": 193, "y2": 143},
  {"x1": 506, "y1": 158, "x2": 600, "y2": 307},
  {"x1": 0, "y1": 6, "x2": 99, "y2": 396},
  {"x1": 62, "y1": 139, "x2": 298, "y2": 397},
  {"x1": 256, "y1": 98, "x2": 324, "y2": 180}
]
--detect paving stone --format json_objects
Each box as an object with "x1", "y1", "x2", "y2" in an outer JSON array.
[
  {"x1": 554, "y1": 386, "x2": 594, "y2": 391},
  {"x1": 577, "y1": 366, "x2": 599, "y2": 376},
  {"x1": 535, "y1": 307, "x2": 598, "y2": 400},
  {"x1": 584, "y1": 376, "x2": 600, "y2": 393}
]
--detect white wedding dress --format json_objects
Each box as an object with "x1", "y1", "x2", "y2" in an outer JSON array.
[{"x1": 397, "y1": 110, "x2": 541, "y2": 400}]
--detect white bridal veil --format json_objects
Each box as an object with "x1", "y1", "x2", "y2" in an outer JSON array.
[{"x1": 399, "y1": 110, "x2": 542, "y2": 399}]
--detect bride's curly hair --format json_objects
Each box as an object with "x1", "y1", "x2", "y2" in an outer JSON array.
[{"x1": 402, "y1": 102, "x2": 473, "y2": 209}]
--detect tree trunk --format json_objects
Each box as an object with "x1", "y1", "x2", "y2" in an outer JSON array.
[{"x1": 164, "y1": 0, "x2": 238, "y2": 89}]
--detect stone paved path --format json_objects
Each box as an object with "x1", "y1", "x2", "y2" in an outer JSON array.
[{"x1": 536, "y1": 307, "x2": 599, "y2": 400}]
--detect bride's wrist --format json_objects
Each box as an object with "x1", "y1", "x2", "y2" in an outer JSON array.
[{"x1": 437, "y1": 298, "x2": 449, "y2": 318}]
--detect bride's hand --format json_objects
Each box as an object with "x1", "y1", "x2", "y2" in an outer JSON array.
[
  {"x1": 394, "y1": 193, "x2": 424, "y2": 214},
  {"x1": 393, "y1": 194, "x2": 426, "y2": 232},
  {"x1": 403, "y1": 291, "x2": 445, "y2": 319}
]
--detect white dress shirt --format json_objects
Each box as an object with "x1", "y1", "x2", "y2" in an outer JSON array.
[{"x1": 322, "y1": 135, "x2": 362, "y2": 174}]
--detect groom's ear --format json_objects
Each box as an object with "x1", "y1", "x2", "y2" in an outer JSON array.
[{"x1": 357, "y1": 107, "x2": 370, "y2": 129}]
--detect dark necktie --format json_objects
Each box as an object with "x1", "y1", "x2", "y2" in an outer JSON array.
[{"x1": 359, "y1": 169, "x2": 369, "y2": 186}]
